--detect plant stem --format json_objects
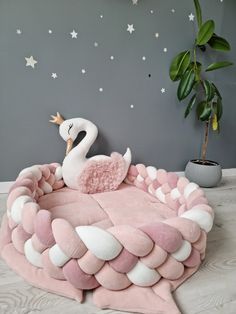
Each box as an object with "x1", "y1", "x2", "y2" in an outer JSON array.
[
  {"x1": 193, "y1": 46, "x2": 201, "y2": 82},
  {"x1": 193, "y1": 47, "x2": 197, "y2": 67},
  {"x1": 201, "y1": 120, "x2": 209, "y2": 161}
]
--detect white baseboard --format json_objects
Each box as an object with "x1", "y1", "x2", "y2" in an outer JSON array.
[
  {"x1": 0, "y1": 182, "x2": 13, "y2": 194},
  {"x1": 221, "y1": 168, "x2": 236, "y2": 177},
  {"x1": 0, "y1": 168, "x2": 235, "y2": 194}
]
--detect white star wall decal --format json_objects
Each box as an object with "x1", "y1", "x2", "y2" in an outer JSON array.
[
  {"x1": 25, "y1": 56, "x2": 37, "y2": 68},
  {"x1": 127, "y1": 24, "x2": 135, "y2": 34},
  {"x1": 19, "y1": 4, "x2": 203, "y2": 101},
  {"x1": 70, "y1": 30, "x2": 78, "y2": 38},
  {"x1": 189, "y1": 13, "x2": 195, "y2": 21}
]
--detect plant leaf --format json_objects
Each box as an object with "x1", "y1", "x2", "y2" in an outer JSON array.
[
  {"x1": 212, "y1": 99, "x2": 223, "y2": 123},
  {"x1": 212, "y1": 113, "x2": 218, "y2": 131},
  {"x1": 208, "y1": 34, "x2": 231, "y2": 51},
  {"x1": 169, "y1": 50, "x2": 191, "y2": 81},
  {"x1": 184, "y1": 93, "x2": 197, "y2": 118},
  {"x1": 196, "y1": 20, "x2": 215, "y2": 45},
  {"x1": 212, "y1": 83, "x2": 222, "y2": 99},
  {"x1": 177, "y1": 68, "x2": 195, "y2": 101},
  {"x1": 203, "y1": 80, "x2": 215, "y2": 101},
  {"x1": 196, "y1": 101, "x2": 212, "y2": 121},
  {"x1": 200, "y1": 107, "x2": 212, "y2": 121},
  {"x1": 189, "y1": 61, "x2": 202, "y2": 81},
  {"x1": 194, "y1": 0, "x2": 202, "y2": 28},
  {"x1": 196, "y1": 101, "x2": 206, "y2": 119},
  {"x1": 206, "y1": 61, "x2": 233, "y2": 72},
  {"x1": 216, "y1": 97, "x2": 223, "y2": 120}
]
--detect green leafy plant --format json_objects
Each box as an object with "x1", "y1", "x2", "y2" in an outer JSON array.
[{"x1": 169, "y1": 0, "x2": 233, "y2": 162}]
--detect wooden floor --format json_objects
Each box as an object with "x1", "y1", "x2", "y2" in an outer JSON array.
[{"x1": 0, "y1": 176, "x2": 236, "y2": 314}]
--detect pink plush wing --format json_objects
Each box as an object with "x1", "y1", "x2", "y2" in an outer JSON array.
[{"x1": 77, "y1": 153, "x2": 127, "y2": 194}]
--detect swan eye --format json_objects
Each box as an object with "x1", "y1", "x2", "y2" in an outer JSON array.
[{"x1": 68, "y1": 123, "x2": 73, "y2": 135}]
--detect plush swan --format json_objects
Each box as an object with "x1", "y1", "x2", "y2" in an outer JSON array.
[{"x1": 50, "y1": 112, "x2": 132, "y2": 193}]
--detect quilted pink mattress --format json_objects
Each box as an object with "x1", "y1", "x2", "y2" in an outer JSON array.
[{"x1": 0, "y1": 163, "x2": 214, "y2": 314}]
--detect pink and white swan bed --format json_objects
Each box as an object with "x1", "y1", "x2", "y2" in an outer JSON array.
[{"x1": 0, "y1": 113, "x2": 214, "y2": 314}]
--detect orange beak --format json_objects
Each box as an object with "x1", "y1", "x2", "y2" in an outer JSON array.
[{"x1": 66, "y1": 138, "x2": 74, "y2": 155}]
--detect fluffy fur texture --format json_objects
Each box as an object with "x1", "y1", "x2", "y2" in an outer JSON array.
[{"x1": 77, "y1": 153, "x2": 127, "y2": 194}]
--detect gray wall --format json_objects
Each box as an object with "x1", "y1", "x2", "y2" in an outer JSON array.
[{"x1": 0, "y1": 0, "x2": 235, "y2": 181}]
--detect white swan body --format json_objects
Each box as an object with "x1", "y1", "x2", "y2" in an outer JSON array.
[{"x1": 51, "y1": 114, "x2": 132, "y2": 192}]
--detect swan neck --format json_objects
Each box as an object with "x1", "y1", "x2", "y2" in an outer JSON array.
[{"x1": 73, "y1": 119, "x2": 98, "y2": 158}]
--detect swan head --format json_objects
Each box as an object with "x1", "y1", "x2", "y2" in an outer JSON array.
[
  {"x1": 50, "y1": 112, "x2": 81, "y2": 155},
  {"x1": 59, "y1": 119, "x2": 79, "y2": 155},
  {"x1": 50, "y1": 112, "x2": 98, "y2": 156}
]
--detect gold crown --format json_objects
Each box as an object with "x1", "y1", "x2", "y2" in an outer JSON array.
[{"x1": 49, "y1": 112, "x2": 65, "y2": 125}]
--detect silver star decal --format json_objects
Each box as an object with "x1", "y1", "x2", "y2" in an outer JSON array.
[
  {"x1": 127, "y1": 24, "x2": 135, "y2": 34},
  {"x1": 70, "y1": 30, "x2": 78, "y2": 38},
  {"x1": 189, "y1": 13, "x2": 195, "y2": 21},
  {"x1": 25, "y1": 56, "x2": 37, "y2": 68}
]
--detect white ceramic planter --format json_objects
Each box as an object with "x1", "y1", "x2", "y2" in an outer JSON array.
[{"x1": 185, "y1": 159, "x2": 222, "y2": 188}]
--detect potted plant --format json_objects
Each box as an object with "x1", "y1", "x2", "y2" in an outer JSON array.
[{"x1": 169, "y1": 0, "x2": 233, "y2": 187}]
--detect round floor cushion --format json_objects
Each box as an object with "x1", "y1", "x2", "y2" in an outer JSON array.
[{"x1": 0, "y1": 163, "x2": 214, "y2": 314}]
